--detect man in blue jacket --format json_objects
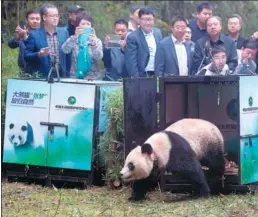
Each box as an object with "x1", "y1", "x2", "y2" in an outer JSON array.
[
  {"x1": 24, "y1": 3, "x2": 70, "y2": 78},
  {"x1": 8, "y1": 9, "x2": 41, "y2": 76},
  {"x1": 102, "y1": 19, "x2": 129, "y2": 80}
]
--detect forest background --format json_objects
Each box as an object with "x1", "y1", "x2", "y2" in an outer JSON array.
[{"x1": 2, "y1": 0, "x2": 258, "y2": 43}]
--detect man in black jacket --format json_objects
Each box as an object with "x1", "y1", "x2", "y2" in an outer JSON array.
[
  {"x1": 227, "y1": 14, "x2": 246, "y2": 50},
  {"x1": 192, "y1": 16, "x2": 238, "y2": 74},
  {"x1": 67, "y1": 5, "x2": 85, "y2": 36}
]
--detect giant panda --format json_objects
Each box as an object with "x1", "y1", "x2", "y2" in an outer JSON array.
[
  {"x1": 7, "y1": 122, "x2": 34, "y2": 150},
  {"x1": 120, "y1": 118, "x2": 225, "y2": 201}
]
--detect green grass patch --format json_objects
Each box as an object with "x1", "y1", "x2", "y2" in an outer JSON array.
[{"x1": 2, "y1": 181, "x2": 258, "y2": 217}]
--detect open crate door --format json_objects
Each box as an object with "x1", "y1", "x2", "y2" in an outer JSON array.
[
  {"x1": 239, "y1": 76, "x2": 258, "y2": 184},
  {"x1": 123, "y1": 78, "x2": 157, "y2": 157}
]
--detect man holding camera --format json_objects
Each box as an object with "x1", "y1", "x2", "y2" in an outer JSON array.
[
  {"x1": 8, "y1": 9, "x2": 41, "y2": 76},
  {"x1": 102, "y1": 19, "x2": 129, "y2": 81},
  {"x1": 24, "y1": 3, "x2": 70, "y2": 78}
]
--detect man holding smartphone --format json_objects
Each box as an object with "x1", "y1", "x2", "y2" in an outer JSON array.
[
  {"x1": 24, "y1": 3, "x2": 70, "y2": 78},
  {"x1": 8, "y1": 9, "x2": 41, "y2": 76},
  {"x1": 102, "y1": 19, "x2": 129, "y2": 80}
]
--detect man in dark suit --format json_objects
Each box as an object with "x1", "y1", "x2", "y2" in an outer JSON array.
[
  {"x1": 188, "y1": 2, "x2": 213, "y2": 42},
  {"x1": 155, "y1": 16, "x2": 193, "y2": 76},
  {"x1": 125, "y1": 7, "x2": 163, "y2": 78},
  {"x1": 24, "y1": 3, "x2": 70, "y2": 78},
  {"x1": 192, "y1": 16, "x2": 238, "y2": 74},
  {"x1": 227, "y1": 14, "x2": 246, "y2": 50}
]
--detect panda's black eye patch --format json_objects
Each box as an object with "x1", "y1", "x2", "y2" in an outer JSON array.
[
  {"x1": 18, "y1": 136, "x2": 22, "y2": 141},
  {"x1": 21, "y1": 126, "x2": 27, "y2": 131},
  {"x1": 128, "y1": 162, "x2": 135, "y2": 171},
  {"x1": 9, "y1": 123, "x2": 14, "y2": 129},
  {"x1": 11, "y1": 135, "x2": 15, "y2": 140}
]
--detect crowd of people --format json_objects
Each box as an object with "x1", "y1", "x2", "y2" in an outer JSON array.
[{"x1": 7, "y1": 2, "x2": 258, "y2": 80}]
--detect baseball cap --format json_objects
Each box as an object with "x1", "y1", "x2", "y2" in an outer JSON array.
[{"x1": 68, "y1": 5, "x2": 85, "y2": 13}]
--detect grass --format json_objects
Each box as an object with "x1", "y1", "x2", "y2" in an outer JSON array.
[{"x1": 2, "y1": 181, "x2": 258, "y2": 217}]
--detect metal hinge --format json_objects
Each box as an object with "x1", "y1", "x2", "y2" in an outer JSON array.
[{"x1": 155, "y1": 92, "x2": 162, "y2": 102}]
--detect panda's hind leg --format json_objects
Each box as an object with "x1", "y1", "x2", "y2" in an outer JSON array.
[
  {"x1": 201, "y1": 146, "x2": 225, "y2": 193},
  {"x1": 165, "y1": 132, "x2": 210, "y2": 197},
  {"x1": 180, "y1": 158, "x2": 211, "y2": 197},
  {"x1": 169, "y1": 157, "x2": 210, "y2": 197}
]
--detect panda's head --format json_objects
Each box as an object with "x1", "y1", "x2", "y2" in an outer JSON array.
[
  {"x1": 120, "y1": 143, "x2": 155, "y2": 182},
  {"x1": 7, "y1": 122, "x2": 31, "y2": 147}
]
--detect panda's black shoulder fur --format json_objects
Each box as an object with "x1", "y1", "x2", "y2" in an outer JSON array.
[{"x1": 163, "y1": 130, "x2": 195, "y2": 158}]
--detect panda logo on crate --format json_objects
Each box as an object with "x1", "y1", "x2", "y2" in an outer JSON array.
[
  {"x1": 7, "y1": 122, "x2": 34, "y2": 150},
  {"x1": 120, "y1": 118, "x2": 225, "y2": 202}
]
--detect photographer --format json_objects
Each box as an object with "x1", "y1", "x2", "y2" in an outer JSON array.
[
  {"x1": 8, "y1": 9, "x2": 41, "y2": 76},
  {"x1": 102, "y1": 19, "x2": 128, "y2": 81},
  {"x1": 62, "y1": 12, "x2": 103, "y2": 79}
]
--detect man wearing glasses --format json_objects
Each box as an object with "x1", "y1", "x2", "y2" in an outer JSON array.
[
  {"x1": 155, "y1": 16, "x2": 193, "y2": 77},
  {"x1": 24, "y1": 3, "x2": 70, "y2": 78},
  {"x1": 125, "y1": 7, "x2": 163, "y2": 78}
]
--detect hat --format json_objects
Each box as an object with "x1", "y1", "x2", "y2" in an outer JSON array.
[{"x1": 68, "y1": 5, "x2": 85, "y2": 13}]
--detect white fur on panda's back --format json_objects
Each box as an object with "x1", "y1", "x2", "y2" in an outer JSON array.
[
  {"x1": 144, "y1": 132, "x2": 172, "y2": 168},
  {"x1": 166, "y1": 118, "x2": 224, "y2": 160}
]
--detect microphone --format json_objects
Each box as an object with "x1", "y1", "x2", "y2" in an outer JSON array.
[
  {"x1": 196, "y1": 40, "x2": 211, "y2": 75},
  {"x1": 204, "y1": 40, "x2": 211, "y2": 59},
  {"x1": 243, "y1": 63, "x2": 256, "y2": 75}
]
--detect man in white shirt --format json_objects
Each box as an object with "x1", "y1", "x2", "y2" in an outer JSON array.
[
  {"x1": 125, "y1": 7, "x2": 163, "y2": 77},
  {"x1": 155, "y1": 15, "x2": 193, "y2": 76}
]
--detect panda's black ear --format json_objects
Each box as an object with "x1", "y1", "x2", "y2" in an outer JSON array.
[
  {"x1": 21, "y1": 125, "x2": 27, "y2": 131},
  {"x1": 141, "y1": 143, "x2": 153, "y2": 155},
  {"x1": 9, "y1": 123, "x2": 14, "y2": 129}
]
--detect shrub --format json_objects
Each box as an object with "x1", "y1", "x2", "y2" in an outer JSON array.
[{"x1": 98, "y1": 87, "x2": 124, "y2": 188}]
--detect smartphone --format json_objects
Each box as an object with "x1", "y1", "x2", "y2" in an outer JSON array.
[
  {"x1": 43, "y1": 47, "x2": 50, "y2": 52},
  {"x1": 19, "y1": 21, "x2": 26, "y2": 29},
  {"x1": 107, "y1": 34, "x2": 121, "y2": 48},
  {"x1": 82, "y1": 27, "x2": 94, "y2": 35}
]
